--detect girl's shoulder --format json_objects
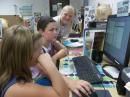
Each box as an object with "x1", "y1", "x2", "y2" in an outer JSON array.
[{"x1": 1, "y1": 78, "x2": 16, "y2": 97}]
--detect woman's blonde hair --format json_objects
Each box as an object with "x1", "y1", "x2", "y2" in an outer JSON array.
[
  {"x1": 60, "y1": 5, "x2": 75, "y2": 15},
  {"x1": 0, "y1": 25, "x2": 33, "y2": 88}
]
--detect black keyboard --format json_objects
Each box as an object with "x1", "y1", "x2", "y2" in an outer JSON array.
[{"x1": 72, "y1": 56, "x2": 102, "y2": 84}]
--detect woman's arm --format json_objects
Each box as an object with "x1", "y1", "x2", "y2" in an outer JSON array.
[
  {"x1": 52, "y1": 40, "x2": 68, "y2": 64},
  {"x1": 5, "y1": 82, "x2": 68, "y2": 97},
  {"x1": 37, "y1": 53, "x2": 69, "y2": 97}
]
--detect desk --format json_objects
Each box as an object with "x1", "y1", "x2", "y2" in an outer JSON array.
[
  {"x1": 98, "y1": 88, "x2": 124, "y2": 97},
  {"x1": 69, "y1": 88, "x2": 124, "y2": 97},
  {"x1": 59, "y1": 48, "x2": 125, "y2": 97}
]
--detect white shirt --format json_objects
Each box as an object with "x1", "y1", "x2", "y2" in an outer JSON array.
[
  {"x1": 41, "y1": 44, "x2": 52, "y2": 53},
  {"x1": 53, "y1": 16, "x2": 72, "y2": 38}
]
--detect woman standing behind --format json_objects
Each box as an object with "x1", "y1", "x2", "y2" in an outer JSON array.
[
  {"x1": 0, "y1": 25, "x2": 69, "y2": 97},
  {"x1": 53, "y1": 5, "x2": 75, "y2": 40}
]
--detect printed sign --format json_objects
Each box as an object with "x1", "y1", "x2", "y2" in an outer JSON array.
[
  {"x1": 84, "y1": 6, "x2": 95, "y2": 30},
  {"x1": 19, "y1": 5, "x2": 33, "y2": 16},
  {"x1": 117, "y1": 0, "x2": 129, "y2": 17},
  {"x1": 0, "y1": 20, "x2": 2, "y2": 38}
]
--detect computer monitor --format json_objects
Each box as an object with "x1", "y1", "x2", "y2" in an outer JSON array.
[{"x1": 103, "y1": 15, "x2": 130, "y2": 70}]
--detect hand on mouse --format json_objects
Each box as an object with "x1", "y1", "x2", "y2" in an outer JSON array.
[{"x1": 64, "y1": 77, "x2": 95, "y2": 97}]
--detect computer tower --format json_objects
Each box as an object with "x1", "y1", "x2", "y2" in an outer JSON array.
[
  {"x1": 116, "y1": 67, "x2": 130, "y2": 95},
  {"x1": 91, "y1": 32, "x2": 105, "y2": 63},
  {"x1": 116, "y1": 71, "x2": 126, "y2": 95}
]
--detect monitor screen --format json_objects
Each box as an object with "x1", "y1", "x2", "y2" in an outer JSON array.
[{"x1": 104, "y1": 15, "x2": 130, "y2": 69}]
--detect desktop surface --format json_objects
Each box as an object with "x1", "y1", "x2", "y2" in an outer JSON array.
[
  {"x1": 61, "y1": 34, "x2": 126, "y2": 97},
  {"x1": 103, "y1": 65, "x2": 120, "y2": 79},
  {"x1": 59, "y1": 50, "x2": 125, "y2": 97}
]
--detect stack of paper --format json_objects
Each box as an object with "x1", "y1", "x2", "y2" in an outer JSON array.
[{"x1": 125, "y1": 82, "x2": 130, "y2": 91}]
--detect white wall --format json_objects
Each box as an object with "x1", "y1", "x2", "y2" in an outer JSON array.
[
  {"x1": 0, "y1": 0, "x2": 50, "y2": 16},
  {"x1": 70, "y1": 0, "x2": 83, "y2": 11},
  {"x1": 0, "y1": 0, "x2": 125, "y2": 16},
  {"x1": 89, "y1": 0, "x2": 124, "y2": 14}
]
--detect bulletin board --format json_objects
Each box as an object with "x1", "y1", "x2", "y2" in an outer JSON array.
[{"x1": 0, "y1": 20, "x2": 2, "y2": 38}]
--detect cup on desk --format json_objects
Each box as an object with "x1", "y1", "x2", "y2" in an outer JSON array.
[
  {"x1": 59, "y1": 58, "x2": 75, "y2": 75},
  {"x1": 61, "y1": 37, "x2": 68, "y2": 44}
]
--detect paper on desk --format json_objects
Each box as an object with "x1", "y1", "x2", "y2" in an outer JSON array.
[
  {"x1": 125, "y1": 82, "x2": 130, "y2": 91},
  {"x1": 103, "y1": 66, "x2": 119, "y2": 78},
  {"x1": 126, "y1": 72, "x2": 130, "y2": 78}
]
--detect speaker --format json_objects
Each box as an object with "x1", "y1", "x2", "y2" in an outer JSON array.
[
  {"x1": 116, "y1": 67, "x2": 130, "y2": 95},
  {"x1": 91, "y1": 49, "x2": 103, "y2": 63},
  {"x1": 116, "y1": 71, "x2": 126, "y2": 95}
]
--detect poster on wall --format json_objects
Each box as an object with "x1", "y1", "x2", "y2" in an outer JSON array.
[
  {"x1": 83, "y1": 6, "x2": 95, "y2": 56},
  {"x1": 23, "y1": 16, "x2": 35, "y2": 32},
  {"x1": 0, "y1": 20, "x2": 2, "y2": 38},
  {"x1": 19, "y1": 5, "x2": 33, "y2": 16},
  {"x1": 34, "y1": 12, "x2": 41, "y2": 23},
  {"x1": 19, "y1": 4, "x2": 35, "y2": 32},
  {"x1": 117, "y1": 0, "x2": 129, "y2": 17},
  {"x1": 84, "y1": 6, "x2": 95, "y2": 30}
]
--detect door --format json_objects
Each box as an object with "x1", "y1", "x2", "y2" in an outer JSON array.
[{"x1": 49, "y1": 0, "x2": 70, "y2": 17}]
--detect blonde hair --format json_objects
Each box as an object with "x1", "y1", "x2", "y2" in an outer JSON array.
[
  {"x1": 0, "y1": 25, "x2": 33, "y2": 88},
  {"x1": 60, "y1": 5, "x2": 75, "y2": 15}
]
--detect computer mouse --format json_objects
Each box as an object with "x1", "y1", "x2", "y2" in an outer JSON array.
[
  {"x1": 79, "y1": 91, "x2": 98, "y2": 97},
  {"x1": 72, "y1": 91, "x2": 87, "y2": 97},
  {"x1": 89, "y1": 92, "x2": 98, "y2": 97},
  {"x1": 72, "y1": 91, "x2": 98, "y2": 97}
]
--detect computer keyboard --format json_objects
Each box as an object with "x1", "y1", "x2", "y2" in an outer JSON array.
[{"x1": 72, "y1": 56, "x2": 102, "y2": 84}]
